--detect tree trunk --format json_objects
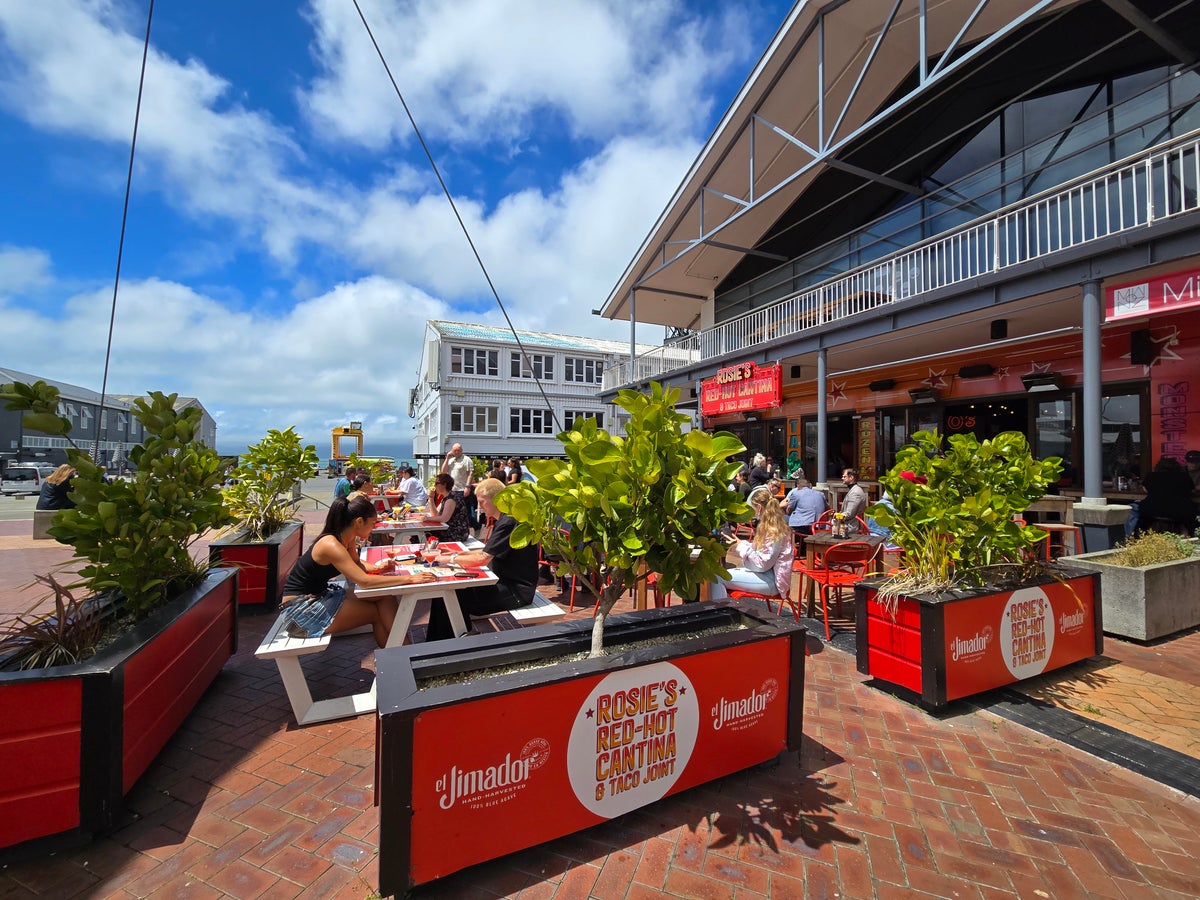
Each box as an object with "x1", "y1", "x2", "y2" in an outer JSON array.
[{"x1": 588, "y1": 572, "x2": 626, "y2": 658}]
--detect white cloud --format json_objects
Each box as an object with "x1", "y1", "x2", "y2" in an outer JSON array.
[
  {"x1": 0, "y1": 245, "x2": 53, "y2": 294},
  {"x1": 1, "y1": 274, "x2": 450, "y2": 451},
  {"x1": 300, "y1": 0, "x2": 742, "y2": 150}
]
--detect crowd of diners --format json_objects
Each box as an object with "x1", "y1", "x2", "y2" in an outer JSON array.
[
  {"x1": 279, "y1": 445, "x2": 539, "y2": 648},
  {"x1": 276, "y1": 442, "x2": 1200, "y2": 650}
]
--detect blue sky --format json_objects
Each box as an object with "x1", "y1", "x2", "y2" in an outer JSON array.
[{"x1": 0, "y1": 0, "x2": 792, "y2": 455}]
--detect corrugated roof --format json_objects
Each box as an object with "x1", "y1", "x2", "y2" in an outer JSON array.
[
  {"x1": 429, "y1": 320, "x2": 657, "y2": 355},
  {"x1": 0, "y1": 366, "x2": 133, "y2": 408}
]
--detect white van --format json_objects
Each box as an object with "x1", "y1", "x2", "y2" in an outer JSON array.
[{"x1": 1, "y1": 464, "x2": 57, "y2": 496}]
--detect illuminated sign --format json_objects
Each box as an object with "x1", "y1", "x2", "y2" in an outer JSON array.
[{"x1": 700, "y1": 363, "x2": 782, "y2": 416}]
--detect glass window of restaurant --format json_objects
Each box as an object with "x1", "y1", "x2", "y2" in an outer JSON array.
[{"x1": 1100, "y1": 387, "x2": 1147, "y2": 486}]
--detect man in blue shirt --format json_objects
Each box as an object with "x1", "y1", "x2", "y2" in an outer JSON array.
[
  {"x1": 332, "y1": 465, "x2": 357, "y2": 502},
  {"x1": 784, "y1": 476, "x2": 827, "y2": 535}
]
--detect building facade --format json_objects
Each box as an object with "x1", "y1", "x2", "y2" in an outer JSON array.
[
  {"x1": 410, "y1": 321, "x2": 660, "y2": 479},
  {"x1": 0, "y1": 366, "x2": 216, "y2": 470},
  {"x1": 600, "y1": 0, "x2": 1200, "y2": 510}
]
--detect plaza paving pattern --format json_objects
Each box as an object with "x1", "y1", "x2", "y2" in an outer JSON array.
[{"x1": 1, "y1": 513, "x2": 1198, "y2": 897}]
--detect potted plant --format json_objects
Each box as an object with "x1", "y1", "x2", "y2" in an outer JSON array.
[
  {"x1": 374, "y1": 383, "x2": 808, "y2": 892},
  {"x1": 0, "y1": 380, "x2": 238, "y2": 860},
  {"x1": 1062, "y1": 530, "x2": 1200, "y2": 640},
  {"x1": 210, "y1": 427, "x2": 318, "y2": 609},
  {"x1": 856, "y1": 429, "x2": 1102, "y2": 708}
]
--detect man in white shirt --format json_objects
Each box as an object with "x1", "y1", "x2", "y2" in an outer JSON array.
[{"x1": 441, "y1": 443, "x2": 474, "y2": 490}]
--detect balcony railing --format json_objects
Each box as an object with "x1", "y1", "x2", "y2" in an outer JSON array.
[
  {"x1": 605, "y1": 130, "x2": 1200, "y2": 389},
  {"x1": 601, "y1": 338, "x2": 700, "y2": 390}
]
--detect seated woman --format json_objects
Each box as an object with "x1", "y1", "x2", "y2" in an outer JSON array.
[
  {"x1": 346, "y1": 473, "x2": 375, "y2": 501},
  {"x1": 710, "y1": 486, "x2": 795, "y2": 601},
  {"x1": 280, "y1": 496, "x2": 436, "y2": 647},
  {"x1": 425, "y1": 478, "x2": 539, "y2": 640},
  {"x1": 427, "y1": 472, "x2": 472, "y2": 542},
  {"x1": 396, "y1": 466, "x2": 428, "y2": 507},
  {"x1": 37, "y1": 464, "x2": 77, "y2": 511}
]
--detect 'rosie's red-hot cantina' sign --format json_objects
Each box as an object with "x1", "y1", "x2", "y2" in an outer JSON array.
[
  {"x1": 940, "y1": 578, "x2": 1096, "y2": 701},
  {"x1": 402, "y1": 640, "x2": 790, "y2": 885},
  {"x1": 1106, "y1": 267, "x2": 1200, "y2": 321},
  {"x1": 700, "y1": 361, "x2": 782, "y2": 416}
]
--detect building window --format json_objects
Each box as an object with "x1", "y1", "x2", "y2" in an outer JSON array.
[
  {"x1": 564, "y1": 357, "x2": 603, "y2": 384},
  {"x1": 100, "y1": 411, "x2": 108, "y2": 429},
  {"x1": 117, "y1": 412, "x2": 127, "y2": 432},
  {"x1": 511, "y1": 352, "x2": 554, "y2": 380},
  {"x1": 450, "y1": 347, "x2": 498, "y2": 377},
  {"x1": 510, "y1": 407, "x2": 555, "y2": 435},
  {"x1": 450, "y1": 405, "x2": 499, "y2": 434},
  {"x1": 564, "y1": 409, "x2": 603, "y2": 429}
]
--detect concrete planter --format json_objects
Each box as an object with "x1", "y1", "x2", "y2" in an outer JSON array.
[
  {"x1": 0, "y1": 568, "x2": 238, "y2": 860},
  {"x1": 1060, "y1": 543, "x2": 1200, "y2": 640},
  {"x1": 209, "y1": 520, "x2": 304, "y2": 610},
  {"x1": 374, "y1": 600, "x2": 806, "y2": 892}
]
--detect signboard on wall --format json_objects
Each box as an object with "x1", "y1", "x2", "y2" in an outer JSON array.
[
  {"x1": 1107, "y1": 268, "x2": 1200, "y2": 321},
  {"x1": 856, "y1": 415, "x2": 875, "y2": 478},
  {"x1": 700, "y1": 362, "x2": 782, "y2": 416}
]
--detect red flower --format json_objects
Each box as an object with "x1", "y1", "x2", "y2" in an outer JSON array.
[{"x1": 899, "y1": 471, "x2": 928, "y2": 485}]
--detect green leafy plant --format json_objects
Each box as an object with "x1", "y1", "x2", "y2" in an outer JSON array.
[
  {"x1": 868, "y1": 429, "x2": 1062, "y2": 595},
  {"x1": 345, "y1": 453, "x2": 394, "y2": 486},
  {"x1": 0, "y1": 575, "x2": 105, "y2": 671},
  {"x1": 497, "y1": 382, "x2": 750, "y2": 657},
  {"x1": 222, "y1": 427, "x2": 319, "y2": 541},
  {"x1": 1107, "y1": 531, "x2": 1196, "y2": 567},
  {"x1": 3, "y1": 382, "x2": 232, "y2": 620}
]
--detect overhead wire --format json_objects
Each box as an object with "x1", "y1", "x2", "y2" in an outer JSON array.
[
  {"x1": 96, "y1": 0, "x2": 156, "y2": 461},
  {"x1": 351, "y1": 0, "x2": 563, "y2": 434}
]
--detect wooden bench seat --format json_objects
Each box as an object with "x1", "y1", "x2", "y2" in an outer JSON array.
[{"x1": 255, "y1": 609, "x2": 377, "y2": 726}]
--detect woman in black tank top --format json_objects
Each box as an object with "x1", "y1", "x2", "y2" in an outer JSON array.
[{"x1": 281, "y1": 496, "x2": 437, "y2": 647}]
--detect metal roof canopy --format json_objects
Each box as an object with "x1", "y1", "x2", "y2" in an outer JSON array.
[{"x1": 598, "y1": 0, "x2": 1103, "y2": 327}]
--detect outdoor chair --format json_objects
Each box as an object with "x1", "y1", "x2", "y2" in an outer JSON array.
[{"x1": 794, "y1": 540, "x2": 877, "y2": 640}]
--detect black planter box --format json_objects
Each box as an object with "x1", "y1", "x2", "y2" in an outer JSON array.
[{"x1": 375, "y1": 599, "x2": 806, "y2": 892}]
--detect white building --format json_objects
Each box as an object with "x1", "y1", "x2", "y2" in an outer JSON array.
[{"x1": 410, "y1": 321, "x2": 663, "y2": 478}]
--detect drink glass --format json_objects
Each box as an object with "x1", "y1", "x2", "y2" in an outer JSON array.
[{"x1": 422, "y1": 538, "x2": 440, "y2": 566}]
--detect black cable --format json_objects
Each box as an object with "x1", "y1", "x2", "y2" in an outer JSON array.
[
  {"x1": 352, "y1": 0, "x2": 562, "y2": 433},
  {"x1": 96, "y1": 0, "x2": 155, "y2": 461}
]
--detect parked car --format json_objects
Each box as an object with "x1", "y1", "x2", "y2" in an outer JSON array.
[{"x1": 1, "y1": 464, "x2": 57, "y2": 496}]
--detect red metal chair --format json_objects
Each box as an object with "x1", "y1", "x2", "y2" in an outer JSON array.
[
  {"x1": 727, "y1": 587, "x2": 799, "y2": 622},
  {"x1": 794, "y1": 540, "x2": 877, "y2": 639}
]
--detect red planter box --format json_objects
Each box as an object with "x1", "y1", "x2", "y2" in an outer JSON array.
[
  {"x1": 375, "y1": 601, "x2": 807, "y2": 893},
  {"x1": 855, "y1": 568, "x2": 1102, "y2": 708},
  {"x1": 209, "y1": 520, "x2": 303, "y2": 610},
  {"x1": 0, "y1": 569, "x2": 237, "y2": 860}
]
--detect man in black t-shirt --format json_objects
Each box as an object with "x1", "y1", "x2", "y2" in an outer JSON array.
[{"x1": 425, "y1": 478, "x2": 539, "y2": 641}]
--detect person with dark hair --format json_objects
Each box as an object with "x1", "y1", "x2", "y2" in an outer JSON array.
[
  {"x1": 280, "y1": 496, "x2": 436, "y2": 647},
  {"x1": 425, "y1": 478, "x2": 539, "y2": 640},
  {"x1": 840, "y1": 467, "x2": 868, "y2": 527},
  {"x1": 37, "y1": 464, "x2": 77, "y2": 510},
  {"x1": 427, "y1": 473, "x2": 471, "y2": 541},
  {"x1": 333, "y1": 465, "x2": 357, "y2": 501},
  {"x1": 347, "y1": 473, "x2": 375, "y2": 501},
  {"x1": 396, "y1": 466, "x2": 428, "y2": 507},
  {"x1": 1136, "y1": 457, "x2": 1197, "y2": 533},
  {"x1": 784, "y1": 476, "x2": 826, "y2": 535},
  {"x1": 506, "y1": 458, "x2": 524, "y2": 485}
]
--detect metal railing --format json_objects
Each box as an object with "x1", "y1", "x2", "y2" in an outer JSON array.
[
  {"x1": 605, "y1": 130, "x2": 1200, "y2": 389},
  {"x1": 602, "y1": 339, "x2": 700, "y2": 390}
]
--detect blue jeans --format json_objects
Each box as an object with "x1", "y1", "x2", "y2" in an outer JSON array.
[
  {"x1": 709, "y1": 568, "x2": 778, "y2": 600},
  {"x1": 283, "y1": 584, "x2": 346, "y2": 638}
]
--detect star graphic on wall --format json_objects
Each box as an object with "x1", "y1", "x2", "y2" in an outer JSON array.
[
  {"x1": 922, "y1": 369, "x2": 948, "y2": 389},
  {"x1": 828, "y1": 380, "x2": 847, "y2": 404},
  {"x1": 994, "y1": 366, "x2": 1009, "y2": 379},
  {"x1": 1029, "y1": 362, "x2": 1053, "y2": 374},
  {"x1": 1121, "y1": 325, "x2": 1183, "y2": 373}
]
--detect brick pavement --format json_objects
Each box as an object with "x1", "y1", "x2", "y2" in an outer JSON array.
[{"x1": 2, "y1": 512, "x2": 1199, "y2": 896}]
